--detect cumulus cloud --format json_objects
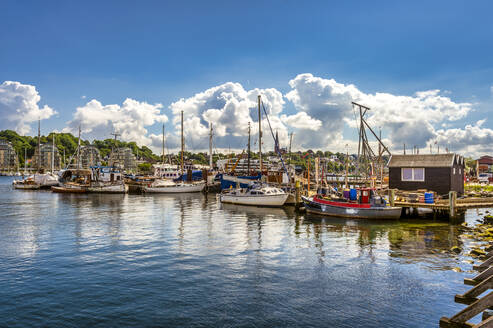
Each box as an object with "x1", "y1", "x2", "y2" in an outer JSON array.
[
  {"x1": 169, "y1": 82, "x2": 288, "y2": 152},
  {"x1": 434, "y1": 120, "x2": 493, "y2": 156},
  {"x1": 285, "y1": 73, "x2": 473, "y2": 150},
  {"x1": 0, "y1": 81, "x2": 56, "y2": 134},
  {"x1": 63, "y1": 98, "x2": 167, "y2": 146}
]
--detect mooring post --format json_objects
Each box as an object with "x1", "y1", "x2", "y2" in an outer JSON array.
[
  {"x1": 389, "y1": 189, "x2": 396, "y2": 207},
  {"x1": 449, "y1": 191, "x2": 457, "y2": 219}
]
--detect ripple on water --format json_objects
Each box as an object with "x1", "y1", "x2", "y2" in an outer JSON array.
[{"x1": 0, "y1": 177, "x2": 482, "y2": 327}]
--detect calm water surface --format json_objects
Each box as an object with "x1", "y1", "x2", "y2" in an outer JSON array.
[{"x1": 0, "y1": 177, "x2": 488, "y2": 327}]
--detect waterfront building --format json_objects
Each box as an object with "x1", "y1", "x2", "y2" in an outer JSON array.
[
  {"x1": 0, "y1": 140, "x2": 19, "y2": 171},
  {"x1": 108, "y1": 147, "x2": 137, "y2": 171},
  {"x1": 32, "y1": 143, "x2": 61, "y2": 171},
  {"x1": 80, "y1": 145, "x2": 101, "y2": 168},
  {"x1": 477, "y1": 155, "x2": 493, "y2": 175},
  {"x1": 388, "y1": 153, "x2": 465, "y2": 196}
]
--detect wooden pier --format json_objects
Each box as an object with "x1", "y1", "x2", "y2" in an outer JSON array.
[
  {"x1": 389, "y1": 190, "x2": 493, "y2": 220},
  {"x1": 440, "y1": 246, "x2": 493, "y2": 327}
]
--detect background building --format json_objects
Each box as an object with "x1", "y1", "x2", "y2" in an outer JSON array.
[
  {"x1": 32, "y1": 143, "x2": 61, "y2": 171},
  {"x1": 80, "y1": 145, "x2": 102, "y2": 168},
  {"x1": 0, "y1": 140, "x2": 19, "y2": 171},
  {"x1": 109, "y1": 147, "x2": 137, "y2": 171},
  {"x1": 388, "y1": 153, "x2": 465, "y2": 196}
]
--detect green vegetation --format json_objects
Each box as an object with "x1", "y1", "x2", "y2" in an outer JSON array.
[
  {"x1": 0, "y1": 129, "x2": 360, "y2": 172},
  {"x1": 465, "y1": 184, "x2": 493, "y2": 193}
]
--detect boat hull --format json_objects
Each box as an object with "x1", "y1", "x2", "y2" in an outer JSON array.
[
  {"x1": 51, "y1": 185, "x2": 87, "y2": 193},
  {"x1": 13, "y1": 183, "x2": 40, "y2": 190},
  {"x1": 220, "y1": 193, "x2": 288, "y2": 207},
  {"x1": 144, "y1": 183, "x2": 205, "y2": 193},
  {"x1": 87, "y1": 183, "x2": 128, "y2": 194},
  {"x1": 302, "y1": 196, "x2": 401, "y2": 219}
]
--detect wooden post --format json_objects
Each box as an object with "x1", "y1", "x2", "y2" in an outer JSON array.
[
  {"x1": 449, "y1": 191, "x2": 457, "y2": 219},
  {"x1": 390, "y1": 189, "x2": 396, "y2": 207},
  {"x1": 295, "y1": 180, "x2": 301, "y2": 209}
]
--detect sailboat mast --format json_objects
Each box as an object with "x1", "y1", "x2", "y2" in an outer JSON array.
[
  {"x1": 209, "y1": 123, "x2": 213, "y2": 169},
  {"x1": 77, "y1": 126, "x2": 81, "y2": 169},
  {"x1": 52, "y1": 133, "x2": 55, "y2": 173},
  {"x1": 24, "y1": 147, "x2": 27, "y2": 174},
  {"x1": 181, "y1": 110, "x2": 184, "y2": 174},
  {"x1": 37, "y1": 119, "x2": 41, "y2": 172},
  {"x1": 247, "y1": 122, "x2": 251, "y2": 173},
  {"x1": 258, "y1": 95, "x2": 262, "y2": 172},
  {"x1": 162, "y1": 123, "x2": 165, "y2": 164}
]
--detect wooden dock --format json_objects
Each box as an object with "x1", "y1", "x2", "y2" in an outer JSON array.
[
  {"x1": 388, "y1": 190, "x2": 493, "y2": 220},
  {"x1": 440, "y1": 246, "x2": 493, "y2": 327}
]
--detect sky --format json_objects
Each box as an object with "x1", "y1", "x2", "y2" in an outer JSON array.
[{"x1": 1, "y1": 0, "x2": 492, "y2": 157}]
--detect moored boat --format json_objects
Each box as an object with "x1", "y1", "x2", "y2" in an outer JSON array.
[
  {"x1": 219, "y1": 185, "x2": 288, "y2": 207},
  {"x1": 51, "y1": 182, "x2": 88, "y2": 193},
  {"x1": 12, "y1": 178, "x2": 40, "y2": 190},
  {"x1": 143, "y1": 179, "x2": 205, "y2": 193},
  {"x1": 302, "y1": 188, "x2": 401, "y2": 219},
  {"x1": 87, "y1": 166, "x2": 128, "y2": 194}
]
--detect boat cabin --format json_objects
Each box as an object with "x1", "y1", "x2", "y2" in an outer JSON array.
[
  {"x1": 388, "y1": 153, "x2": 465, "y2": 196},
  {"x1": 90, "y1": 166, "x2": 123, "y2": 182}
]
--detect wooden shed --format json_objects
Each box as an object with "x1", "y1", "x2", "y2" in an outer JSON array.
[{"x1": 388, "y1": 153, "x2": 465, "y2": 196}]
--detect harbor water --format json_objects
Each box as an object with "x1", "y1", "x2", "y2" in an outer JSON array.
[{"x1": 0, "y1": 177, "x2": 487, "y2": 327}]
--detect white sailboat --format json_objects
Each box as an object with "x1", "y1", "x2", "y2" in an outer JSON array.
[
  {"x1": 87, "y1": 166, "x2": 128, "y2": 193},
  {"x1": 144, "y1": 111, "x2": 206, "y2": 194},
  {"x1": 219, "y1": 185, "x2": 288, "y2": 207}
]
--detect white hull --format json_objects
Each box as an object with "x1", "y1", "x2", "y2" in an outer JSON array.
[
  {"x1": 144, "y1": 182, "x2": 205, "y2": 193},
  {"x1": 220, "y1": 193, "x2": 288, "y2": 207},
  {"x1": 87, "y1": 183, "x2": 128, "y2": 194}
]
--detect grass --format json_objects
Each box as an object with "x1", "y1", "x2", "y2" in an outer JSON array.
[{"x1": 465, "y1": 184, "x2": 493, "y2": 193}]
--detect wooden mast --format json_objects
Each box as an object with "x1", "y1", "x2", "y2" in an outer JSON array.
[
  {"x1": 162, "y1": 124, "x2": 165, "y2": 164},
  {"x1": 247, "y1": 121, "x2": 251, "y2": 174},
  {"x1": 209, "y1": 123, "x2": 213, "y2": 169},
  {"x1": 258, "y1": 95, "x2": 262, "y2": 172},
  {"x1": 181, "y1": 110, "x2": 184, "y2": 174},
  {"x1": 52, "y1": 133, "x2": 55, "y2": 173},
  {"x1": 37, "y1": 119, "x2": 40, "y2": 172}
]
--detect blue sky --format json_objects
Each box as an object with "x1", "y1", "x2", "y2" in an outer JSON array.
[{"x1": 1, "y1": 0, "x2": 492, "y2": 155}]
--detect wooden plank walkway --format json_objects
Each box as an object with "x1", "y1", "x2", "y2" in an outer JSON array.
[{"x1": 440, "y1": 246, "x2": 493, "y2": 327}]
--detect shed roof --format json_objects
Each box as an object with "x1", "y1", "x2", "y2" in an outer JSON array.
[{"x1": 388, "y1": 153, "x2": 462, "y2": 168}]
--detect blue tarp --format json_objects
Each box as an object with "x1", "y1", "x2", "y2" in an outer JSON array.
[{"x1": 219, "y1": 173, "x2": 261, "y2": 190}]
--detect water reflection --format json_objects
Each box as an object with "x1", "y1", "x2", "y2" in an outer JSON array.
[{"x1": 0, "y1": 177, "x2": 480, "y2": 328}]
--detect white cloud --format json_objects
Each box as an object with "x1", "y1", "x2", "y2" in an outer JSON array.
[
  {"x1": 63, "y1": 98, "x2": 167, "y2": 147},
  {"x1": 435, "y1": 120, "x2": 493, "y2": 156},
  {"x1": 285, "y1": 73, "x2": 473, "y2": 150},
  {"x1": 169, "y1": 82, "x2": 288, "y2": 152},
  {"x1": 0, "y1": 81, "x2": 56, "y2": 134},
  {"x1": 280, "y1": 112, "x2": 322, "y2": 131}
]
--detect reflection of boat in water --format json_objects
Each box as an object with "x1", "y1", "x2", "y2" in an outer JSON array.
[
  {"x1": 220, "y1": 202, "x2": 293, "y2": 217},
  {"x1": 219, "y1": 185, "x2": 288, "y2": 207},
  {"x1": 302, "y1": 188, "x2": 401, "y2": 219},
  {"x1": 143, "y1": 179, "x2": 205, "y2": 193}
]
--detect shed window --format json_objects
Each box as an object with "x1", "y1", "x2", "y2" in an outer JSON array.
[{"x1": 401, "y1": 168, "x2": 425, "y2": 182}]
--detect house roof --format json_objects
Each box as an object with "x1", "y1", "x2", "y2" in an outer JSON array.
[
  {"x1": 388, "y1": 153, "x2": 462, "y2": 168},
  {"x1": 478, "y1": 156, "x2": 493, "y2": 165}
]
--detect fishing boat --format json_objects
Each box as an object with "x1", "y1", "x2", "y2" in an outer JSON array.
[
  {"x1": 219, "y1": 185, "x2": 288, "y2": 207},
  {"x1": 302, "y1": 188, "x2": 401, "y2": 219},
  {"x1": 87, "y1": 166, "x2": 128, "y2": 193},
  {"x1": 52, "y1": 169, "x2": 91, "y2": 193},
  {"x1": 51, "y1": 182, "x2": 88, "y2": 193},
  {"x1": 143, "y1": 179, "x2": 205, "y2": 193},
  {"x1": 12, "y1": 177, "x2": 40, "y2": 190}
]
